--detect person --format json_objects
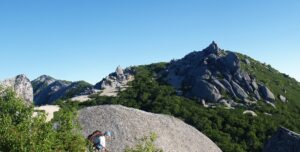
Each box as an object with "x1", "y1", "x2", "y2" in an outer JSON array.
[{"x1": 88, "y1": 131, "x2": 112, "y2": 152}]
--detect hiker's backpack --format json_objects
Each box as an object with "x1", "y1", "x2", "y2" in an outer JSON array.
[{"x1": 88, "y1": 130, "x2": 102, "y2": 144}]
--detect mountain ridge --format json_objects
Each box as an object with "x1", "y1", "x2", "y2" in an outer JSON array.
[{"x1": 1, "y1": 42, "x2": 300, "y2": 152}]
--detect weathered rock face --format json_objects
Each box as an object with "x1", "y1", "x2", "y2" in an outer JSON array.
[
  {"x1": 189, "y1": 80, "x2": 221, "y2": 102},
  {"x1": 163, "y1": 42, "x2": 276, "y2": 107},
  {"x1": 263, "y1": 127, "x2": 300, "y2": 152},
  {"x1": 259, "y1": 85, "x2": 276, "y2": 102},
  {"x1": 0, "y1": 74, "x2": 33, "y2": 104},
  {"x1": 94, "y1": 66, "x2": 134, "y2": 97},
  {"x1": 32, "y1": 75, "x2": 93, "y2": 105},
  {"x1": 78, "y1": 105, "x2": 222, "y2": 152},
  {"x1": 162, "y1": 42, "x2": 274, "y2": 107},
  {"x1": 231, "y1": 81, "x2": 248, "y2": 99}
]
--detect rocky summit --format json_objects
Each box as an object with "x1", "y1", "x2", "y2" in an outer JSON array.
[
  {"x1": 94, "y1": 66, "x2": 134, "y2": 96},
  {"x1": 0, "y1": 74, "x2": 33, "y2": 104},
  {"x1": 78, "y1": 105, "x2": 222, "y2": 152},
  {"x1": 163, "y1": 42, "x2": 276, "y2": 108}
]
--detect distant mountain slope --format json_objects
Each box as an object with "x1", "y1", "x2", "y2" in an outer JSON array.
[
  {"x1": 32, "y1": 75, "x2": 93, "y2": 105},
  {"x1": 238, "y1": 53, "x2": 300, "y2": 113},
  {"x1": 78, "y1": 105, "x2": 222, "y2": 152}
]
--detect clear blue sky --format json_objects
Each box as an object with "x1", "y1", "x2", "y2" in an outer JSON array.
[{"x1": 0, "y1": 0, "x2": 299, "y2": 84}]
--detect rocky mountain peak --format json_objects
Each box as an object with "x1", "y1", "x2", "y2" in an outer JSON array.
[
  {"x1": 164, "y1": 42, "x2": 276, "y2": 108},
  {"x1": 115, "y1": 66, "x2": 124, "y2": 75},
  {"x1": 94, "y1": 66, "x2": 134, "y2": 96},
  {"x1": 0, "y1": 74, "x2": 33, "y2": 104},
  {"x1": 33, "y1": 75, "x2": 56, "y2": 85},
  {"x1": 203, "y1": 41, "x2": 221, "y2": 55},
  {"x1": 15, "y1": 74, "x2": 27, "y2": 80}
]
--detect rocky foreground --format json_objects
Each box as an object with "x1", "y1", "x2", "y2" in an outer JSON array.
[{"x1": 78, "y1": 105, "x2": 222, "y2": 152}]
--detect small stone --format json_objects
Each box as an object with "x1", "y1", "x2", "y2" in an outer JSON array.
[
  {"x1": 279, "y1": 95, "x2": 287, "y2": 102},
  {"x1": 245, "y1": 59, "x2": 251, "y2": 65},
  {"x1": 243, "y1": 110, "x2": 257, "y2": 117},
  {"x1": 265, "y1": 100, "x2": 276, "y2": 108},
  {"x1": 201, "y1": 99, "x2": 209, "y2": 108}
]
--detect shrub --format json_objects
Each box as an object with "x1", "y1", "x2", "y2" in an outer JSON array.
[
  {"x1": 125, "y1": 133, "x2": 163, "y2": 152},
  {"x1": 0, "y1": 88, "x2": 87, "y2": 151}
]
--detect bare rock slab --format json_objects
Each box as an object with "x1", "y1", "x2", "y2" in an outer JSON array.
[{"x1": 78, "y1": 105, "x2": 222, "y2": 152}]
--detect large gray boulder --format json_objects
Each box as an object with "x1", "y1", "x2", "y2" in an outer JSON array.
[
  {"x1": 219, "y1": 52, "x2": 240, "y2": 73},
  {"x1": 231, "y1": 81, "x2": 248, "y2": 100},
  {"x1": 78, "y1": 105, "x2": 222, "y2": 152},
  {"x1": 221, "y1": 79, "x2": 237, "y2": 97},
  {"x1": 259, "y1": 85, "x2": 276, "y2": 102},
  {"x1": 263, "y1": 127, "x2": 300, "y2": 152},
  {"x1": 0, "y1": 74, "x2": 33, "y2": 104},
  {"x1": 190, "y1": 80, "x2": 222, "y2": 102}
]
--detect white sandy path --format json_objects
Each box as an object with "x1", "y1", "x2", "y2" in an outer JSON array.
[
  {"x1": 71, "y1": 95, "x2": 91, "y2": 102},
  {"x1": 33, "y1": 105, "x2": 60, "y2": 122}
]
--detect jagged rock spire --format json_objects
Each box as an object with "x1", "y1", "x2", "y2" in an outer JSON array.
[
  {"x1": 115, "y1": 66, "x2": 124, "y2": 75},
  {"x1": 0, "y1": 74, "x2": 33, "y2": 104},
  {"x1": 203, "y1": 41, "x2": 221, "y2": 54}
]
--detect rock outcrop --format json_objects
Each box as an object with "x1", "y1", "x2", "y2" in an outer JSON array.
[
  {"x1": 94, "y1": 66, "x2": 134, "y2": 97},
  {"x1": 78, "y1": 105, "x2": 222, "y2": 152},
  {"x1": 32, "y1": 75, "x2": 93, "y2": 105},
  {"x1": 259, "y1": 85, "x2": 276, "y2": 102},
  {"x1": 0, "y1": 74, "x2": 33, "y2": 104},
  {"x1": 163, "y1": 42, "x2": 276, "y2": 107},
  {"x1": 263, "y1": 127, "x2": 300, "y2": 152}
]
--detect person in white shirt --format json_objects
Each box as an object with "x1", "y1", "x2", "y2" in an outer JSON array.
[{"x1": 95, "y1": 131, "x2": 112, "y2": 152}]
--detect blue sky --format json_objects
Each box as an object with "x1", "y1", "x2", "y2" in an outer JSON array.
[{"x1": 0, "y1": 0, "x2": 299, "y2": 84}]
